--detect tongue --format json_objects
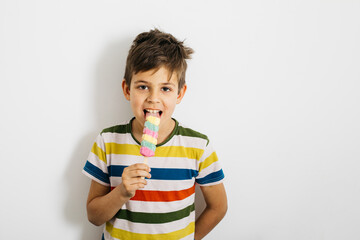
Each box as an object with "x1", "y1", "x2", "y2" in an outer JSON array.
[{"x1": 145, "y1": 111, "x2": 161, "y2": 119}]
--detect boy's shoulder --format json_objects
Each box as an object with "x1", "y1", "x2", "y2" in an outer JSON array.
[
  {"x1": 100, "y1": 120, "x2": 131, "y2": 135},
  {"x1": 176, "y1": 121, "x2": 210, "y2": 146}
]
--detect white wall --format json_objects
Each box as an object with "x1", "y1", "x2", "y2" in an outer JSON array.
[{"x1": 1, "y1": 0, "x2": 360, "y2": 239}]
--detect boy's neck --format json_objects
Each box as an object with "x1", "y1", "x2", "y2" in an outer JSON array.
[{"x1": 132, "y1": 118, "x2": 176, "y2": 145}]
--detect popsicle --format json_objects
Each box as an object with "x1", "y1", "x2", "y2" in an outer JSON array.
[{"x1": 140, "y1": 112, "x2": 161, "y2": 165}]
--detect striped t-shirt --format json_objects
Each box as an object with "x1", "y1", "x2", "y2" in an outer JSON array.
[{"x1": 82, "y1": 118, "x2": 225, "y2": 240}]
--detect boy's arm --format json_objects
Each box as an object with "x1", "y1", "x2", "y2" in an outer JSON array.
[
  {"x1": 195, "y1": 183, "x2": 228, "y2": 240},
  {"x1": 86, "y1": 163, "x2": 151, "y2": 226},
  {"x1": 86, "y1": 180, "x2": 128, "y2": 226}
]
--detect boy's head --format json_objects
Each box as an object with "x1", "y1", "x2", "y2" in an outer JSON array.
[{"x1": 124, "y1": 29, "x2": 194, "y2": 93}]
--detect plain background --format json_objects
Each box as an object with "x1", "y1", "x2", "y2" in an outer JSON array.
[{"x1": 1, "y1": 0, "x2": 360, "y2": 239}]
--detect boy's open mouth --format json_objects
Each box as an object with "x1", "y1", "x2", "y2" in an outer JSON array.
[{"x1": 143, "y1": 109, "x2": 162, "y2": 118}]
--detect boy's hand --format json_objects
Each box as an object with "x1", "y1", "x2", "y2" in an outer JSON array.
[{"x1": 118, "y1": 163, "x2": 151, "y2": 199}]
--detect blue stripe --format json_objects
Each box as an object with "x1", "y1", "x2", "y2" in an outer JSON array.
[
  {"x1": 83, "y1": 161, "x2": 110, "y2": 184},
  {"x1": 151, "y1": 168, "x2": 198, "y2": 180},
  {"x1": 196, "y1": 169, "x2": 224, "y2": 185},
  {"x1": 108, "y1": 165, "x2": 126, "y2": 177},
  {"x1": 108, "y1": 165, "x2": 198, "y2": 180}
]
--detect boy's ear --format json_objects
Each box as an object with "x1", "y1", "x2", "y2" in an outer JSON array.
[
  {"x1": 177, "y1": 84, "x2": 187, "y2": 104},
  {"x1": 122, "y1": 79, "x2": 131, "y2": 101}
]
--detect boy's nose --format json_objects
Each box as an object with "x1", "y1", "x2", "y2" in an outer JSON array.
[{"x1": 146, "y1": 90, "x2": 160, "y2": 103}]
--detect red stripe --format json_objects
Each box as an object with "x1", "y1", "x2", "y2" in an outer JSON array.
[{"x1": 128, "y1": 184, "x2": 196, "y2": 202}]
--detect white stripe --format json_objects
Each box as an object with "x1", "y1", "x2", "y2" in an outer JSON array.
[
  {"x1": 163, "y1": 134, "x2": 207, "y2": 149},
  {"x1": 102, "y1": 132, "x2": 136, "y2": 145},
  {"x1": 148, "y1": 157, "x2": 197, "y2": 170},
  {"x1": 109, "y1": 177, "x2": 195, "y2": 192},
  {"x1": 123, "y1": 194, "x2": 195, "y2": 213},
  {"x1": 145, "y1": 179, "x2": 195, "y2": 191},
  {"x1": 110, "y1": 211, "x2": 195, "y2": 234},
  {"x1": 109, "y1": 154, "x2": 197, "y2": 170},
  {"x1": 108, "y1": 154, "x2": 143, "y2": 165}
]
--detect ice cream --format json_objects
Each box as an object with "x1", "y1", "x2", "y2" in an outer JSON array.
[{"x1": 140, "y1": 113, "x2": 161, "y2": 158}]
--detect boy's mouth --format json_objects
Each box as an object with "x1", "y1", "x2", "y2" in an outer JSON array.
[{"x1": 143, "y1": 109, "x2": 162, "y2": 118}]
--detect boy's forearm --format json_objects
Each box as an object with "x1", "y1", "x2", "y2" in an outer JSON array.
[
  {"x1": 87, "y1": 186, "x2": 130, "y2": 226},
  {"x1": 194, "y1": 205, "x2": 227, "y2": 240}
]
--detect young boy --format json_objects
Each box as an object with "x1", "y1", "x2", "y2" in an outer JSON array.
[{"x1": 83, "y1": 29, "x2": 227, "y2": 240}]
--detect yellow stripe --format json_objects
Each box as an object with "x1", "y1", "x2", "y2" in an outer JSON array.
[
  {"x1": 142, "y1": 134, "x2": 157, "y2": 145},
  {"x1": 105, "y1": 143, "x2": 141, "y2": 156},
  {"x1": 155, "y1": 146, "x2": 204, "y2": 159},
  {"x1": 91, "y1": 142, "x2": 107, "y2": 164},
  {"x1": 104, "y1": 143, "x2": 204, "y2": 159},
  {"x1": 146, "y1": 116, "x2": 160, "y2": 125},
  {"x1": 106, "y1": 221, "x2": 194, "y2": 240},
  {"x1": 199, "y1": 151, "x2": 218, "y2": 173}
]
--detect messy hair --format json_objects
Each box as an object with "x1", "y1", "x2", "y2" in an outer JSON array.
[{"x1": 124, "y1": 29, "x2": 194, "y2": 92}]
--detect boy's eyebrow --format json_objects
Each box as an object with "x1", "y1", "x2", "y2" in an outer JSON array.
[
  {"x1": 133, "y1": 80, "x2": 149, "y2": 84},
  {"x1": 133, "y1": 80, "x2": 176, "y2": 86},
  {"x1": 161, "y1": 82, "x2": 176, "y2": 86}
]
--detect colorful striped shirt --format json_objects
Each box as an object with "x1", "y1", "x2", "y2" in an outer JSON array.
[{"x1": 82, "y1": 118, "x2": 225, "y2": 240}]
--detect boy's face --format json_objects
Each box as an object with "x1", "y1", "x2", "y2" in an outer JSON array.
[{"x1": 122, "y1": 66, "x2": 186, "y2": 136}]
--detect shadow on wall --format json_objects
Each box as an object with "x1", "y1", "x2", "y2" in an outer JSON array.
[
  {"x1": 63, "y1": 38, "x2": 132, "y2": 240},
  {"x1": 64, "y1": 37, "x2": 206, "y2": 240}
]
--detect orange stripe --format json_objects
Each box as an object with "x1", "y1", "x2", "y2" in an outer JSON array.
[{"x1": 126, "y1": 184, "x2": 195, "y2": 202}]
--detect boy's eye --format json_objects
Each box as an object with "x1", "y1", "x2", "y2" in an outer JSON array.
[
  {"x1": 138, "y1": 85, "x2": 148, "y2": 90},
  {"x1": 162, "y1": 87, "x2": 171, "y2": 92}
]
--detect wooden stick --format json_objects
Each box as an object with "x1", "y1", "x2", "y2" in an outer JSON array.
[
  {"x1": 143, "y1": 156, "x2": 148, "y2": 165},
  {"x1": 142, "y1": 157, "x2": 148, "y2": 179}
]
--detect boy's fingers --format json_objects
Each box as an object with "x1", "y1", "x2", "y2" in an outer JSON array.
[
  {"x1": 127, "y1": 163, "x2": 151, "y2": 172},
  {"x1": 125, "y1": 177, "x2": 147, "y2": 185},
  {"x1": 122, "y1": 164, "x2": 151, "y2": 180},
  {"x1": 124, "y1": 169, "x2": 151, "y2": 179},
  {"x1": 131, "y1": 170, "x2": 151, "y2": 179}
]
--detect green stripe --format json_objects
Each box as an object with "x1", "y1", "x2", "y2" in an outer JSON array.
[
  {"x1": 101, "y1": 118, "x2": 209, "y2": 146},
  {"x1": 116, "y1": 203, "x2": 195, "y2": 224},
  {"x1": 176, "y1": 125, "x2": 209, "y2": 145},
  {"x1": 102, "y1": 123, "x2": 131, "y2": 134}
]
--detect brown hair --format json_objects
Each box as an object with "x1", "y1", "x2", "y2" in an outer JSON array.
[{"x1": 124, "y1": 29, "x2": 194, "y2": 92}]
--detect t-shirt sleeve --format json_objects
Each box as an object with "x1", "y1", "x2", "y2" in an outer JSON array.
[
  {"x1": 82, "y1": 134, "x2": 110, "y2": 186},
  {"x1": 195, "y1": 141, "x2": 225, "y2": 186}
]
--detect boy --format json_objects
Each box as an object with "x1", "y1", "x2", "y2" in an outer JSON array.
[{"x1": 83, "y1": 29, "x2": 227, "y2": 240}]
